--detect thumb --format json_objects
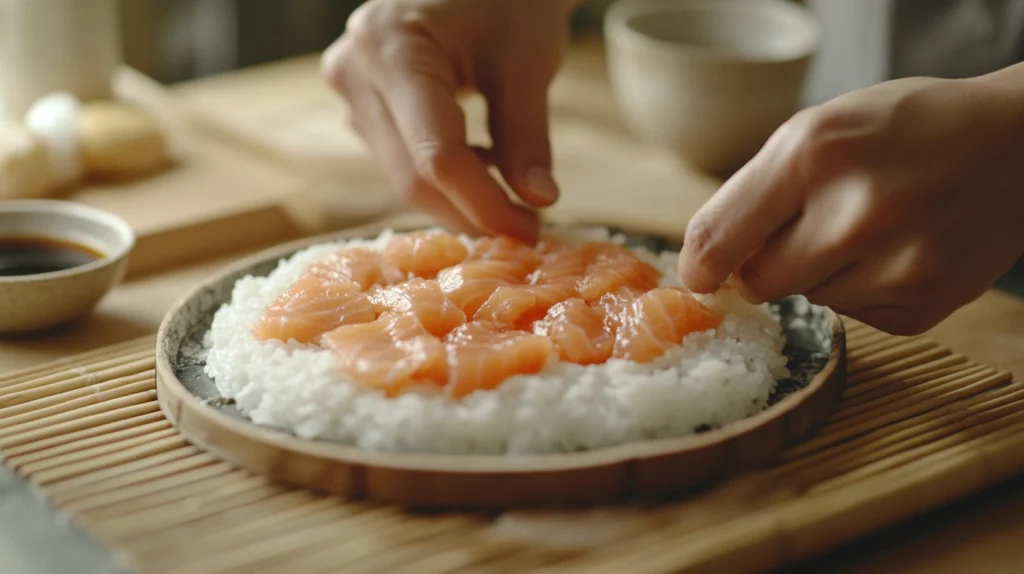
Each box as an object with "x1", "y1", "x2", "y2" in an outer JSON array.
[
  {"x1": 677, "y1": 136, "x2": 805, "y2": 294},
  {"x1": 484, "y1": 74, "x2": 560, "y2": 207}
]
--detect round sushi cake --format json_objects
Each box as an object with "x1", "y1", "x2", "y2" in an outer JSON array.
[{"x1": 202, "y1": 226, "x2": 791, "y2": 455}]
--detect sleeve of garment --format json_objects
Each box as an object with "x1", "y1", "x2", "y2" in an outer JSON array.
[
  {"x1": 890, "y1": 0, "x2": 1024, "y2": 79},
  {"x1": 801, "y1": 0, "x2": 893, "y2": 106},
  {"x1": 802, "y1": 0, "x2": 1024, "y2": 106}
]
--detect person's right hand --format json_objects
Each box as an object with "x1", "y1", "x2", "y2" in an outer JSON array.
[
  {"x1": 322, "y1": 0, "x2": 580, "y2": 243},
  {"x1": 676, "y1": 71, "x2": 1024, "y2": 335}
]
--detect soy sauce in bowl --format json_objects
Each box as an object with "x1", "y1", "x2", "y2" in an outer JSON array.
[
  {"x1": 0, "y1": 236, "x2": 104, "y2": 277},
  {"x1": 0, "y1": 200, "x2": 135, "y2": 334}
]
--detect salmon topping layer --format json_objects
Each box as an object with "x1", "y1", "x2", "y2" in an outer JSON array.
[{"x1": 253, "y1": 230, "x2": 723, "y2": 397}]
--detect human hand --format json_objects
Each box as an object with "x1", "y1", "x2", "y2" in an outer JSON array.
[
  {"x1": 677, "y1": 70, "x2": 1024, "y2": 335},
  {"x1": 321, "y1": 0, "x2": 580, "y2": 243}
]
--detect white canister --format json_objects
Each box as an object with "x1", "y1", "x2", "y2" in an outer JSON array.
[{"x1": 0, "y1": 0, "x2": 122, "y2": 122}]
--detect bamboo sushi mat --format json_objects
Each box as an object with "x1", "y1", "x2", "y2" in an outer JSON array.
[{"x1": 2, "y1": 321, "x2": 1024, "y2": 574}]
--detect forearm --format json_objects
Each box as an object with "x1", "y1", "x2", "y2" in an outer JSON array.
[{"x1": 970, "y1": 62, "x2": 1024, "y2": 245}]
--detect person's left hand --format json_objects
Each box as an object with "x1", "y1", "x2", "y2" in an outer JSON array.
[
  {"x1": 321, "y1": 0, "x2": 578, "y2": 243},
  {"x1": 677, "y1": 70, "x2": 1024, "y2": 335}
]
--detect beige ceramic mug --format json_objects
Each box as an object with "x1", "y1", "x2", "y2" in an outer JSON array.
[{"x1": 604, "y1": 0, "x2": 820, "y2": 176}]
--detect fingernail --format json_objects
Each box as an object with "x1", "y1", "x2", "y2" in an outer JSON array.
[{"x1": 526, "y1": 166, "x2": 559, "y2": 203}]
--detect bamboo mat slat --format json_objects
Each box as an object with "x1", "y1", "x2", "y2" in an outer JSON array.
[{"x1": 1, "y1": 328, "x2": 1021, "y2": 574}]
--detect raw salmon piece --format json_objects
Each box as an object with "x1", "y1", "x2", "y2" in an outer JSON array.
[
  {"x1": 528, "y1": 246, "x2": 587, "y2": 286},
  {"x1": 437, "y1": 259, "x2": 528, "y2": 317},
  {"x1": 473, "y1": 286, "x2": 538, "y2": 327},
  {"x1": 368, "y1": 278, "x2": 466, "y2": 337},
  {"x1": 524, "y1": 248, "x2": 585, "y2": 316},
  {"x1": 253, "y1": 275, "x2": 377, "y2": 344},
  {"x1": 306, "y1": 247, "x2": 385, "y2": 291},
  {"x1": 525, "y1": 280, "x2": 578, "y2": 308},
  {"x1": 590, "y1": 286, "x2": 646, "y2": 334},
  {"x1": 468, "y1": 236, "x2": 540, "y2": 276},
  {"x1": 323, "y1": 313, "x2": 448, "y2": 395},
  {"x1": 466, "y1": 243, "x2": 586, "y2": 327},
  {"x1": 444, "y1": 321, "x2": 553, "y2": 398},
  {"x1": 521, "y1": 280, "x2": 579, "y2": 326},
  {"x1": 577, "y1": 242, "x2": 661, "y2": 301},
  {"x1": 612, "y1": 288, "x2": 723, "y2": 362},
  {"x1": 535, "y1": 237, "x2": 567, "y2": 256},
  {"x1": 534, "y1": 298, "x2": 614, "y2": 365},
  {"x1": 473, "y1": 277, "x2": 582, "y2": 330},
  {"x1": 382, "y1": 230, "x2": 469, "y2": 282}
]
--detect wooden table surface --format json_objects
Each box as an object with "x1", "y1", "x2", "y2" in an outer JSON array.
[{"x1": 1, "y1": 38, "x2": 1022, "y2": 572}]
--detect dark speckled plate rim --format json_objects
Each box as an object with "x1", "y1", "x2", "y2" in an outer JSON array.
[{"x1": 155, "y1": 221, "x2": 847, "y2": 467}]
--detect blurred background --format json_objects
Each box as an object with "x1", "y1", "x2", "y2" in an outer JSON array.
[
  {"x1": 117, "y1": 0, "x2": 1024, "y2": 104},
  {"x1": 119, "y1": 0, "x2": 617, "y2": 84}
]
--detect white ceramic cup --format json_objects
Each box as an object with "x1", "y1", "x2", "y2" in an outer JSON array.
[
  {"x1": 604, "y1": 0, "x2": 820, "y2": 176},
  {"x1": 0, "y1": 0, "x2": 122, "y2": 121}
]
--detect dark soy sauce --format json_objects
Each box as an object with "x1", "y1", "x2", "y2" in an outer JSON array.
[{"x1": 0, "y1": 236, "x2": 103, "y2": 277}]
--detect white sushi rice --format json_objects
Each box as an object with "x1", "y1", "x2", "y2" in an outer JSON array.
[{"x1": 202, "y1": 226, "x2": 791, "y2": 454}]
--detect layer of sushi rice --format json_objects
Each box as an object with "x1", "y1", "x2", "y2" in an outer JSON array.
[{"x1": 202, "y1": 226, "x2": 791, "y2": 455}]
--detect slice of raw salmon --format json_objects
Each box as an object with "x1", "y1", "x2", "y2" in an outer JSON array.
[
  {"x1": 444, "y1": 321, "x2": 553, "y2": 398},
  {"x1": 534, "y1": 237, "x2": 567, "y2": 256},
  {"x1": 252, "y1": 275, "x2": 377, "y2": 344},
  {"x1": 467, "y1": 236, "x2": 540, "y2": 275},
  {"x1": 472, "y1": 286, "x2": 538, "y2": 328},
  {"x1": 533, "y1": 298, "x2": 614, "y2": 365},
  {"x1": 612, "y1": 288, "x2": 723, "y2": 362},
  {"x1": 473, "y1": 281, "x2": 580, "y2": 329},
  {"x1": 528, "y1": 244, "x2": 586, "y2": 298},
  {"x1": 323, "y1": 313, "x2": 448, "y2": 396},
  {"x1": 382, "y1": 229, "x2": 469, "y2": 282},
  {"x1": 368, "y1": 278, "x2": 466, "y2": 337},
  {"x1": 470, "y1": 241, "x2": 585, "y2": 328},
  {"x1": 590, "y1": 285, "x2": 646, "y2": 334},
  {"x1": 529, "y1": 242, "x2": 586, "y2": 283},
  {"x1": 522, "y1": 247, "x2": 586, "y2": 322},
  {"x1": 436, "y1": 236, "x2": 543, "y2": 316},
  {"x1": 577, "y1": 242, "x2": 661, "y2": 301},
  {"x1": 438, "y1": 259, "x2": 531, "y2": 317},
  {"x1": 306, "y1": 247, "x2": 385, "y2": 291}
]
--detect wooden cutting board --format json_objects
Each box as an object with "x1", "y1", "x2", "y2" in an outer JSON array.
[{"x1": 46, "y1": 67, "x2": 334, "y2": 279}]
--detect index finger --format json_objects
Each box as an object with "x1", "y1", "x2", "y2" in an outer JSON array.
[
  {"x1": 677, "y1": 137, "x2": 805, "y2": 294},
  {"x1": 370, "y1": 39, "x2": 540, "y2": 243}
]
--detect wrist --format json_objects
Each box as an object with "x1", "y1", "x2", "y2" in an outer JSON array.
[
  {"x1": 971, "y1": 62, "x2": 1024, "y2": 138},
  {"x1": 972, "y1": 64, "x2": 1024, "y2": 236}
]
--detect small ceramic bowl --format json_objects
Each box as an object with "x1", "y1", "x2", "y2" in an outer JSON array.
[
  {"x1": 604, "y1": 0, "x2": 820, "y2": 176},
  {"x1": 0, "y1": 200, "x2": 134, "y2": 334}
]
